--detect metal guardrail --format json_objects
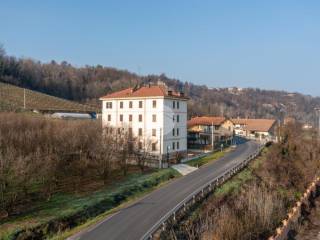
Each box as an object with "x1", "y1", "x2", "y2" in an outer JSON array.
[{"x1": 141, "y1": 144, "x2": 265, "y2": 240}]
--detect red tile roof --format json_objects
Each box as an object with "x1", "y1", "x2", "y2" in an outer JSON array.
[
  {"x1": 188, "y1": 116, "x2": 227, "y2": 128},
  {"x1": 100, "y1": 85, "x2": 188, "y2": 100},
  {"x1": 231, "y1": 118, "x2": 276, "y2": 132},
  {"x1": 231, "y1": 118, "x2": 248, "y2": 125}
]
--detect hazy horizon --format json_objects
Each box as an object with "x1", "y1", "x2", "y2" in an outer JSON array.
[{"x1": 1, "y1": 0, "x2": 320, "y2": 96}]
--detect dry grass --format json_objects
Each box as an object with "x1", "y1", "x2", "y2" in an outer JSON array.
[{"x1": 202, "y1": 184, "x2": 285, "y2": 240}]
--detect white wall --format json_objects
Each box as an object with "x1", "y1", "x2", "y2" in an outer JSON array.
[
  {"x1": 102, "y1": 97, "x2": 188, "y2": 157},
  {"x1": 162, "y1": 99, "x2": 187, "y2": 155}
]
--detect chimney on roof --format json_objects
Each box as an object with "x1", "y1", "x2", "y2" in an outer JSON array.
[{"x1": 132, "y1": 84, "x2": 140, "y2": 92}]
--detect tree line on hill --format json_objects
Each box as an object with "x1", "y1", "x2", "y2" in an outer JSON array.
[{"x1": 0, "y1": 45, "x2": 319, "y2": 123}]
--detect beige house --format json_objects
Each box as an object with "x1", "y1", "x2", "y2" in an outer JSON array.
[
  {"x1": 231, "y1": 118, "x2": 276, "y2": 141},
  {"x1": 187, "y1": 116, "x2": 234, "y2": 149}
]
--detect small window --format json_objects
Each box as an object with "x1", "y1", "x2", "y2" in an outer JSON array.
[
  {"x1": 129, "y1": 101, "x2": 133, "y2": 108},
  {"x1": 139, "y1": 101, "x2": 143, "y2": 108},
  {"x1": 177, "y1": 141, "x2": 180, "y2": 149},
  {"x1": 120, "y1": 114, "x2": 123, "y2": 122},
  {"x1": 173, "y1": 115, "x2": 175, "y2": 122},
  {"x1": 152, "y1": 143, "x2": 157, "y2": 151},
  {"x1": 152, "y1": 129, "x2": 156, "y2": 137},
  {"x1": 152, "y1": 100, "x2": 157, "y2": 108},
  {"x1": 117, "y1": 128, "x2": 121, "y2": 134},
  {"x1": 173, "y1": 101, "x2": 176, "y2": 109},
  {"x1": 139, "y1": 114, "x2": 143, "y2": 122},
  {"x1": 177, "y1": 115, "x2": 180, "y2": 122},
  {"x1": 152, "y1": 114, "x2": 157, "y2": 122},
  {"x1": 139, "y1": 142, "x2": 143, "y2": 150},
  {"x1": 129, "y1": 114, "x2": 132, "y2": 122},
  {"x1": 172, "y1": 128, "x2": 175, "y2": 136},
  {"x1": 177, "y1": 101, "x2": 180, "y2": 109},
  {"x1": 177, "y1": 128, "x2": 179, "y2": 136},
  {"x1": 108, "y1": 114, "x2": 111, "y2": 121},
  {"x1": 106, "y1": 102, "x2": 112, "y2": 109},
  {"x1": 120, "y1": 101, "x2": 123, "y2": 108},
  {"x1": 172, "y1": 142, "x2": 175, "y2": 150},
  {"x1": 138, "y1": 128, "x2": 143, "y2": 136},
  {"x1": 129, "y1": 128, "x2": 133, "y2": 138}
]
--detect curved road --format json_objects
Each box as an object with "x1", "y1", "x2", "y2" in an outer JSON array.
[{"x1": 74, "y1": 141, "x2": 259, "y2": 240}]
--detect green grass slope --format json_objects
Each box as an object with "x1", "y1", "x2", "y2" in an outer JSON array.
[{"x1": 0, "y1": 82, "x2": 99, "y2": 113}]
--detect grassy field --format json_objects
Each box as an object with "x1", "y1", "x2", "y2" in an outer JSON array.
[
  {"x1": 0, "y1": 168, "x2": 180, "y2": 240},
  {"x1": 0, "y1": 82, "x2": 98, "y2": 113}
]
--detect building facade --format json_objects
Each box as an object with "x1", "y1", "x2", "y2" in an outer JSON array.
[{"x1": 100, "y1": 84, "x2": 188, "y2": 167}]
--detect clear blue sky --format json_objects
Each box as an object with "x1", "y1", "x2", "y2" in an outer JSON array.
[{"x1": 1, "y1": 0, "x2": 320, "y2": 96}]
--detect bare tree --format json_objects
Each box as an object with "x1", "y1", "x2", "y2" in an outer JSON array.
[
  {"x1": 94, "y1": 127, "x2": 117, "y2": 184},
  {"x1": 114, "y1": 128, "x2": 131, "y2": 176},
  {"x1": 133, "y1": 139, "x2": 152, "y2": 172}
]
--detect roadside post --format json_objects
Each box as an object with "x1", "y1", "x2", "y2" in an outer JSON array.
[{"x1": 167, "y1": 145, "x2": 170, "y2": 167}]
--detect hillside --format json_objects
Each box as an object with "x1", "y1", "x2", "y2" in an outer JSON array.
[
  {"x1": 0, "y1": 46, "x2": 319, "y2": 123},
  {"x1": 0, "y1": 82, "x2": 98, "y2": 113}
]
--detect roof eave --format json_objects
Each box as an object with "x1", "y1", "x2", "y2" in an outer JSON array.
[{"x1": 100, "y1": 95, "x2": 189, "y2": 101}]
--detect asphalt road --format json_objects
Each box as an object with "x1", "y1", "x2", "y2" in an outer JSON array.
[{"x1": 75, "y1": 140, "x2": 260, "y2": 240}]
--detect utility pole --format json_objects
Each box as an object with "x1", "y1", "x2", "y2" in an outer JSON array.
[
  {"x1": 23, "y1": 88, "x2": 26, "y2": 109},
  {"x1": 166, "y1": 146, "x2": 170, "y2": 167},
  {"x1": 211, "y1": 122, "x2": 214, "y2": 152},
  {"x1": 277, "y1": 119, "x2": 281, "y2": 143}
]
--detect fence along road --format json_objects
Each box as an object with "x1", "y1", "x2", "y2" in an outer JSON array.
[{"x1": 75, "y1": 140, "x2": 260, "y2": 240}]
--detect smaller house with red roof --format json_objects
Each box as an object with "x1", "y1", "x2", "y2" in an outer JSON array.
[
  {"x1": 187, "y1": 116, "x2": 234, "y2": 149},
  {"x1": 231, "y1": 118, "x2": 277, "y2": 140}
]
